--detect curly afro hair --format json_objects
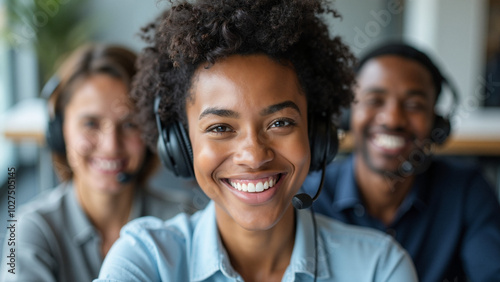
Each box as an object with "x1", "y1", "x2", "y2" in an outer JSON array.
[{"x1": 132, "y1": 0, "x2": 356, "y2": 150}]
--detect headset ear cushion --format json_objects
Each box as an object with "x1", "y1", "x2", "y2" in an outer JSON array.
[
  {"x1": 431, "y1": 114, "x2": 451, "y2": 145},
  {"x1": 308, "y1": 114, "x2": 339, "y2": 171},
  {"x1": 157, "y1": 121, "x2": 194, "y2": 178},
  {"x1": 46, "y1": 114, "x2": 66, "y2": 154}
]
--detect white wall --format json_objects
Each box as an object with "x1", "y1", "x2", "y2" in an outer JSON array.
[
  {"x1": 327, "y1": 0, "x2": 404, "y2": 56},
  {"x1": 403, "y1": 0, "x2": 489, "y2": 120}
]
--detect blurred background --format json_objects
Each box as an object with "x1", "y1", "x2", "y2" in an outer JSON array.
[{"x1": 0, "y1": 0, "x2": 499, "y2": 243}]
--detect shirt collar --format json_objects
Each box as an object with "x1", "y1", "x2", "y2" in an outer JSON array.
[
  {"x1": 189, "y1": 202, "x2": 332, "y2": 281},
  {"x1": 67, "y1": 182, "x2": 146, "y2": 245},
  {"x1": 65, "y1": 182, "x2": 97, "y2": 245},
  {"x1": 190, "y1": 202, "x2": 236, "y2": 281},
  {"x1": 286, "y1": 208, "x2": 331, "y2": 280},
  {"x1": 333, "y1": 155, "x2": 430, "y2": 214},
  {"x1": 401, "y1": 167, "x2": 430, "y2": 212}
]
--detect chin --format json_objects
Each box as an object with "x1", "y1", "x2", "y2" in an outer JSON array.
[
  {"x1": 225, "y1": 204, "x2": 287, "y2": 231},
  {"x1": 92, "y1": 179, "x2": 127, "y2": 194}
]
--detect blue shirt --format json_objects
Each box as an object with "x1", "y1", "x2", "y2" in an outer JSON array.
[
  {"x1": 302, "y1": 155, "x2": 500, "y2": 282},
  {"x1": 96, "y1": 201, "x2": 418, "y2": 281}
]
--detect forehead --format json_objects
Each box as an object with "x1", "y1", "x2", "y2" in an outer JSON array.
[
  {"x1": 66, "y1": 74, "x2": 131, "y2": 114},
  {"x1": 357, "y1": 55, "x2": 435, "y2": 93},
  {"x1": 188, "y1": 54, "x2": 306, "y2": 111}
]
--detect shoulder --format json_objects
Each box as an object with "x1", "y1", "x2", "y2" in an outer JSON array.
[
  {"x1": 430, "y1": 158, "x2": 485, "y2": 182},
  {"x1": 120, "y1": 208, "x2": 206, "y2": 249},
  {"x1": 428, "y1": 158, "x2": 494, "y2": 195},
  {"x1": 19, "y1": 184, "x2": 69, "y2": 215},
  {"x1": 315, "y1": 214, "x2": 417, "y2": 280},
  {"x1": 17, "y1": 184, "x2": 72, "y2": 231},
  {"x1": 98, "y1": 210, "x2": 207, "y2": 280},
  {"x1": 316, "y1": 213, "x2": 398, "y2": 250}
]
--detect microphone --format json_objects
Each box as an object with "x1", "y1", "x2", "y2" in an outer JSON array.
[
  {"x1": 115, "y1": 151, "x2": 152, "y2": 184},
  {"x1": 292, "y1": 159, "x2": 327, "y2": 210},
  {"x1": 116, "y1": 171, "x2": 134, "y2": 183}
]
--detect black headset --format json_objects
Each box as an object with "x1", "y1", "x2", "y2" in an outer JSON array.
[
  {"x1": 44, "y1": 76, "x2": 67, "y2": 155},
  {"x1": 340, "y1": 43, "x2": 459, "y2": 146},
  {"x1": 154, "y1": 95, "x2": 339, "y2": 179}
]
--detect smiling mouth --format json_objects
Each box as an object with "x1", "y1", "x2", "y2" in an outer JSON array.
[
  {"x1": 372, "y1": 133, "x2": 405, "y2": 150},
  {"x1": 226, "y1": 174, "x2": 282, "y2": 193},
  {"x1": 91, "y1": 158, "x2": 125, "y2": 172}
]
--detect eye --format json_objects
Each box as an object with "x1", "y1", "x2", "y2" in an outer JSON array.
[
  {"x1": 206, "y1": 124, "x2": 234, "y2": 135},
  {"x1": 122, "y1": 121, "x2": 138, "y2": 130},
  {"x1": 404, "y1": 99, "x2": 428, "y2": 112},
  {"x1": 269, "y1": 118, "x2": 295, "y2": 129},
  {"x1": 364, "y1": 97, "x2": 384, "y2": 107},
  {"x1": 83, "y1": 119, "x2": 98, "y2": 129}
]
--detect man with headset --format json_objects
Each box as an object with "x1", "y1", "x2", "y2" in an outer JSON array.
[{"x1": 302, "y1": 42, "x2": 500, "y2": 282}]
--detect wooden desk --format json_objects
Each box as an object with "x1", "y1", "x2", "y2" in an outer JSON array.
[{"x1": 1, "y1": 98, "x2": 47, "y2": 145}]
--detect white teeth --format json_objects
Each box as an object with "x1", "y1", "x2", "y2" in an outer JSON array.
[
  {"x1": 373, "y1": 134, "x2": 405, "y2": 149},
  {"x1": 94, "y1": 159, "x2": 122, "y2": 171},
  {"x1": 229, "y1": 175, "x2": 279, "y2": 193},
  {"x1": 247, "y1": 183, "x2": 256, "y2": 192},
  {"x1": 255, "y1": 182, "x2": 264, "y2": 192}
]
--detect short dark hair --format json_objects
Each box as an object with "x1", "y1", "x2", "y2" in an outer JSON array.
[{"x1": 132, "y1": 0, "x2": 356, "y2": 150}]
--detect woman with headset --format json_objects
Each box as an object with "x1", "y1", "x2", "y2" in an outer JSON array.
[
  {"x1": 96, "y1": 1, "x2": 418, "y2": 281},
  {"x1": 0, "y1": 44, "x2": 190, "y2": 282}
]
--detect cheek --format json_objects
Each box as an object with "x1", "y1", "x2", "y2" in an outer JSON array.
[
  {"x1": 350, "y1": 106, "x2": 371, "y2": 134},
  {"x1": 124, "y1": 135, "x2": 147, "y2": 157},
  {"x1": 276, "y1": 132, "x2": 311, "y2": 177},
  {"x1": 192, "y1": 140, "x2": 228, "y2": 196},
  {"x1": 412, "y1": 114, "x2": 434, "y2": 139},
  {"x1": 63, "y1": 125, "x2": 94, "y2": 168}
]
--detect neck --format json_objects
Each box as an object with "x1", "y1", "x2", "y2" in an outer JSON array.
[
  {"x1": 73, "y1": 178, "x2": 135, "y2": 256},
  {"x1": 215, "y1": 205, "x2": 295, "y2": 282},
  {"x1": 354, "y1": 155, "x2": 414, "y2": 225}
]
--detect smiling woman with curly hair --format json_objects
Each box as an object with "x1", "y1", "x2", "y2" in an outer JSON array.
[{"x1": 95, "y1": 1, "x2": 418, "y2": 281}]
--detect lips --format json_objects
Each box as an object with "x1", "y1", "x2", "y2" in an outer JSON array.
[{"x1": 226, "y1": 174, "x2": 281, "y2": 193}]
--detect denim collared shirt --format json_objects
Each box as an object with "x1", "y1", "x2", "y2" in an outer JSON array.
[
  {"x1": 96, "y1": 201, "x2": 417, "y2": 281},
  {"x1": 302, "y1": 155, "x2": 500, "y2": 282}
]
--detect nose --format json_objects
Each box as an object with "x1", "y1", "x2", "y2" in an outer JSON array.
[
  {"x1": 99, "y1": 123, "x2": 121, "y2": 153},
  {"x1": 233, "y1": 130, "x2": 274, "y2": 169},
  {"x1": 377, "y1": 100, "x2": 407, "y2": 130}
]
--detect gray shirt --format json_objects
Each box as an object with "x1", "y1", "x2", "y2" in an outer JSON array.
[{"x1": 0, "y1": 182, "x2": 188, "y2": 282}]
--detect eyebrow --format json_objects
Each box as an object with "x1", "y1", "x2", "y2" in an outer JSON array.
[
  {"x1": 363, "y1": 87, "x2": 429, "y2": 98},
  {"x1": 406, "y1": 89, "x2": 429, "y2": 98},
  {"x1": 260, "y1": 100, "x2": 301, "y2": 116},
  {"x1": 198, "y1": 100, "x2": 301, "y2": 120},
  {"x1": 199, "y1": 108, "x2": 239, "y2": 120}
]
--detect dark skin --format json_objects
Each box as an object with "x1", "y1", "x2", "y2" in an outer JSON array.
[
  {"x1": 185, "y1": 55, "x2": 310, "y2": 281},
  {"x1": 350, "y1": 55, "x2": 436, "y2": 225}
]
